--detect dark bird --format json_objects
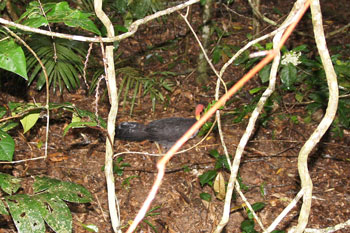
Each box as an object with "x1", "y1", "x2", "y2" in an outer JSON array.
[{"x1": 116, "y1": 104, "x2": 204, "y2": 149}]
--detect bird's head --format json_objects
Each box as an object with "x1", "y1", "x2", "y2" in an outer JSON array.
[{"x1": 195, "y1": 104, "x2": 205, "y2": 120}]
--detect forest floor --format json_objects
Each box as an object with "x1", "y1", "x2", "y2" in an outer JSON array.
[{"x1": 1, "y1": 0, "x2": 350, "y2": 232}]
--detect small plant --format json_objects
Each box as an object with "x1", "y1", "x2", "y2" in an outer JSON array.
[
  {"x1": 198, "y1": 149, "x2": 235, "y2": 201},
  {"x1": 0, "y1": 102, "x2": 106, "y2": 161},
  {"x1": 0, "y1": 173, "x2": 92, "y2": 233},
  {"x1": 126, "y1": 206, "x2": 161, "y2": 232},
  {"x1": 224, "y1": 42, "x2": 350, "y2": 135},
  {"x1": 26, "y1": 34, "x2": 87, "y2": 93},
  {"x1": 91, "y1": 66, "x2": 174, "y2": 115},
  {"x1": 142, "y1": 206, "x2": 161, "y2": 232},
  {"x1": 15, "y1": 1, "x2": 101, "y2": 93},
  {"x1": 240, "y1": 202, "x2": 266, "y2": 233},
  {"x1": 113, "y1": 157, "x2": 131, "y2": 176}
]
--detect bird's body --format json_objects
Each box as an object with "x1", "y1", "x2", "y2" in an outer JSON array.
[
  {"x1": 116, "y1": 104, "x2": 204, "y2": 149},
  {"x1": 116, "y1": 122, "x2": 148, "y2": 142}
]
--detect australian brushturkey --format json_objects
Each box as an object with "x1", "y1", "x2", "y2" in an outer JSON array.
[{"x1": 116, "y1": 104, "x2": 204, "y2": 149}]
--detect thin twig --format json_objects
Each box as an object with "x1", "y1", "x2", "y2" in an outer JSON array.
[
  {"x1": 179, "y1": 7, "x2": 228, "y2": 93},
  {"x1": 37, "y1": 0, "x2": 57, "y2": 61},
  {"x1": 82, "y1": 42, "x2": 94, "y2": 89},
  {"x1": 94, "y1": 193, "x2": 108, "y2": 222},
  {"x1": 248, "y1": 0, "x2": 277, "y2": 26},
  {"x1": 326, "y1": 22, "x2": 350, "y2": 38}
]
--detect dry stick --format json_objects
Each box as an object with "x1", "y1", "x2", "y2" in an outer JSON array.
[
  {"x1": 94, "y1": 75, "x2": 105, "y2": 126},
  {"x1": 179, "y1": 7, "x2": 232, "y2": 174},
  {"x1": 94, "y1": 193, "x2": 108, "y2": 222},
  {"x1": 179, "y1": 8, "x2": 227, "y2": 93},
  {"x1": 37, "y1": 0, "x2": 57, "y2": 62},
  {"x1": 83, "y1": 42, "x2": 94, "y2": 90},
  {"x1": 93, "y1": 0, "x2": 120, "y2": 232},
  {"x1": 0, "y1": 0, "x2": 200, "y2": 43},
  {"x1": 215, "y1": 1, "x2": 310, "y2": 232},
  {"x1": 126, "y1": 2, "x2": 310, "y2": 232},
  {"x1": 303, "y1": 219, "x2": 350, "y2": 233},
  {"x1": 3, "y1": 26, "x2": 50, "y2": 160},
  {"x1": 248, "y1": 0, "x2": 277, "y2": 26},
  {"x1": 267, "y1": 189, "x2": 304, "y2": 232},
  {"x1": 294, "y1": 0, "x2": 339, "y2": 232},
  {"x1": 326, "y1": 22, "x2": 350, "y2": 39}
]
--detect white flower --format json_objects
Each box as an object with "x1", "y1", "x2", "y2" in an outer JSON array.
[{"x1": 281, "y1": 51, "x2": 302, "y2": 66}]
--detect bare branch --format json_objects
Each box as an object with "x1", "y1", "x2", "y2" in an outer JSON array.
[
  {"x1": 0, "y1": 0, "x2": 200, "y2": 43},
  {"x1": 295, "y1": 0, "x2": 339, "y2": 231}
]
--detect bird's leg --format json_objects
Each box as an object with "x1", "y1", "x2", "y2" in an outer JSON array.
[{"x1": 155, "y1": 142, "x2": 163, "y2": 155}]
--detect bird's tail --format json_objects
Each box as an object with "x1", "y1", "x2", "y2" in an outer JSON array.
[{"x1": 116, "y1": 122, "x2": 149, "y2": 142}]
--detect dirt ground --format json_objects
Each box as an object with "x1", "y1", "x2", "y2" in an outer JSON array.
[{"x1": 1, "y1": 0, "x2": 350, "y2": 232}]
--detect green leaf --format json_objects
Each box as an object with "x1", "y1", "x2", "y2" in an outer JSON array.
[
  {"x1": 18, "y1": 1, "x2": 51, "y2": 27},
  {"x1": 241, "y1": 219, "x2": 257, "y2": 233},
  {"x1": 234, "y1": 50, "x2": 250, "y2": 66},
  {"x1": 0, "y1": 172, "x2": 21, "y2": 195},
  {"x1": 0, "y1": 130, "x2": 15, "y2": 161},
  {"x1": 34, "y1": 193, "x2": 72, "y2": 233},
  {"x1": 215, "y1": 155, "x2": 231, "y2": 170},
  {"x1": 237, "y1": 174, "x2": 249, "y2": 191},
  {"x1": 0, "y1": 106, "x2": 7, "y2": 118},
  {"x1": 0, "y1": 1, "x2": 6, "y2": 10},
  {"x1": 200, "y1": 192, "x2": 212, "y2": 202},
  {"x1": 247, "y1": 202, "x2": 266, "y2": 220},
  {"x1": 81, "y1": 223, "x2": 99, "y2": 232},
  {"x1": 293, "y1": 44, "x2": 308, "y2": 52},
  {"x1": 0, "y1": 39, "x2": 28, "y2": 80},
  {"x1": 259, "y1": 182, "x2": 266, "y2": 198},
  {"x1": 259, "y1": 63, "x2": 271, "y2": 83},
  {"x1": 6, "y1": 194, "x2": 46, "y2": 232},
  {"x1": 338, "y1": 100, "x2": 350, "y2": 128},
  {"x1": 199, "y1": 170, "x2": 217, "y2": 186},
  {"x1": 44, "y1": 2, "x2": 100, "y2": 35},
  {"x1": 209, "y1": 149, "x2": 220, "y2": 159},
  {"x1": 115, "y1": 0, "x2": 127, "y2": 13},
  {"x1": 0, "y1": 199, "x2": 8, "y2": 215},
  {"x1": 33, "y1": 176, "x2": 92, "y2": 203},
  {"x1": 280, "y1": 63, "x2": 297, "y2": 90},
  {"x1": 0, "y1": 122, "x2": 19, "y2": 132},
  {"x1": 249, "y1": 87, "x2": 265, "y2": 94},
  {"x1": 63, "y1": 121, "x2": 98, "y2": 136},
  {"x1": 20, "y1": 111, "x2": 40, "y2": 134},
  {"x1": 33, "y1": 176, "x2": 61, "y2": 193},
  {"x1": 74, "y1": 108, "x2": 107, "y2": 128},
  {"x1": 295, "y1": 92, "x2": 304, "y2": 102},
  {"x1": 212, "y1": 46, "x2": 222, "y2": 64},
  {"x1": 130, "y1": 0, "x2": 151, "y2": 19}
]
